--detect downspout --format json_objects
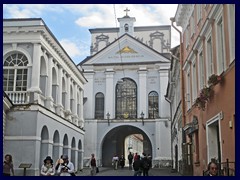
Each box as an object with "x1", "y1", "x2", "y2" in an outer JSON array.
[
  {"x1": 165, "y1": 96, "x2": 173, "y2": 170},
  {"x1": 170, "y1": 17, "x2": 186, "y2": 130}
]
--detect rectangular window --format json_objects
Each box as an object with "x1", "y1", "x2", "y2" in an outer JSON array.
[
  {"x1": 228, "y1": 4, "x2": 235, "y2": 63},
  {"x1": 195, "y1": 132, "x2": 200, "y2": 162},
  {"x1": 190, "y1": 14, "x2": 195, "y2": 38},
  {"x1": 197, "y1": 4, "x2": 202, "y2": 24},
  {"x1": 206, "y1": 36, "x2": 214, "y2": 79},
  {"x1": 198, "y1": 51, "x2": 205, "y2": 90},
  {"x1": 192, "y1": 61, "x2": 197, "y2": 102},
  {"x1": 187, "y1": 72, "x2": 191, "y2": 109},
  {"x1": 185, "y1": 26, "x2": 190, "y2": 49},
  {"x1": 216, "y1": 16, "x2": 226, "y2": 74}
]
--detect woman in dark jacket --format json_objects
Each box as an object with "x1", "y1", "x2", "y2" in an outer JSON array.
[{"x1": 133, "y1": 155, "x2": 143, "y2": 176}]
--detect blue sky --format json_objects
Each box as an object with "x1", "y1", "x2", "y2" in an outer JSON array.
[{"x1": 3, "y1": 4, "x2": 179, "y2": 64}]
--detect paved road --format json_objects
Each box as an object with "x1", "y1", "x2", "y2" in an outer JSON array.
[{"x1": 77, "y1": 167, "x2": 182, "y2": 176}]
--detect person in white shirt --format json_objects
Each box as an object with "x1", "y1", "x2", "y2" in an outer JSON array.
[
  {"x1": 112, "y1": 154, "x2": 119, "y2": 170},
  {"x1": 57, "y1": 155, "x2": 75, "y2": 176},
  {"x1": 40, "y1": 156, "x2": 55, "y2": 176}
]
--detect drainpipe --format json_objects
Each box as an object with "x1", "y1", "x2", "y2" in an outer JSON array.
[
  {"x1": 165, "y1": 96, "x2": 173, "y2": 170},
  {"x1": 170, "y1": 17, "x2": 186, "y2": 130},
  {"x1": 170, "y1": 17, "x2": 186, "y2": 175}
]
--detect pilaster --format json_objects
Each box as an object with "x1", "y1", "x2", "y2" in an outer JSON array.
[{"x1": 105, "y1": 70, "x2": 115, "y2": 119}]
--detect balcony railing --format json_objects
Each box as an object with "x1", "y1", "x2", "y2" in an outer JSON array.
[{"x1": 5, "y1": 91, "x2": 29, "y2": 104}]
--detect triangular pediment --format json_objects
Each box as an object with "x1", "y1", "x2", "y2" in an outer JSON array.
[{"x1": 82, "y1": 34, "x2": 170, "y2": 65}]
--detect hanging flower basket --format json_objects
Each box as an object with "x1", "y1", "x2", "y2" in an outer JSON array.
[
  {"x1": 200, "y1": 87, "x2": 213, "y2": 101},
  {"x1": 208, "y1": 74, "x2": 222, "y2": 86},
  {"x1": 195, "y1": 87, "x2": 213, "y2": 111},
  {"x1": 195, "y1": 97, "x2": 206, "y2": 110}
]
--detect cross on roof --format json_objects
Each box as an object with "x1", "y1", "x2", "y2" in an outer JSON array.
[{"x1": 124, "y1": 7, "x2": 130, "y2": 16}]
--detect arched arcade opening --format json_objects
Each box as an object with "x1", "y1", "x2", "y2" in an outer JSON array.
[{"x1": 101, "y1": 125, "x2": 152, "y2": 167}]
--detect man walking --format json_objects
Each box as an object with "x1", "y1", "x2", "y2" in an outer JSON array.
[{"x1": 128, "y1": 152, "x2": 133, "y2": 170}]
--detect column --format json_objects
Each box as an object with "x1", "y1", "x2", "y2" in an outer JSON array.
[
  {"x1": 74, "y1": 148, "x2": 78, "y2": 171},
  {"x1": 65, "y1": 74, "x2": 71, "y2": 112},
  {"x1": 65, "y1": 74, "x2": 71, "y2": 121},
  {"x1": 46, "y1": 56, "x2": 54, "y2": 109},
  {"x1": 56, "y1": 66, "x2": 64, "y2": 116},
  {"x1": 83, "y1": 72, "x2": 94, "y2": 119},
  {"x1": 29, "y1": 43, "x2": 41, "y2": 93},
  {"x1": 29, "y1": 43, "x2": 42, "y2": 103},
  {"x1": 73, "y1": 83, "x2": 78, "y2": 115},
  {"x1": 105, "y1": 71, "x2": 114, "y2": 118},
  {"x1": 72, "y1": 83, "x2": 78, "y2": 125},
  {"x1": 78, "y1": 88, "x2": 84, "y2": 127},
  {"x1": 138, "y1": 68, "x2": 147, "y2": 118},
  {"x1": 159, "y1": 68, "x2": 170, "y2": 117}
]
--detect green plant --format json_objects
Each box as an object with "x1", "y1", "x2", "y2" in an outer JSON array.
[
  {"x1": 208, "y1": 74, "x2": 222, "y2": 86},
  {"x1": 195, "y1": 87, "x2": 213, "y2": 110}
]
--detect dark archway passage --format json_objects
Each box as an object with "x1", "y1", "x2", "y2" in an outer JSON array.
[{"x1": 102, "y1": 125, "x2": 152, "y2": 167}]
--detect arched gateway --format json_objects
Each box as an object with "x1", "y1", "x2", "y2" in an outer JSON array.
[{"x1": 101, "y1": 125, "x2": 152, "y2": 167}]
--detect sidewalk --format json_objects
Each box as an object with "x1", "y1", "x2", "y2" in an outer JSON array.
[{"x1": 76, "y1": 167, "x2": 182, "y2": 176}]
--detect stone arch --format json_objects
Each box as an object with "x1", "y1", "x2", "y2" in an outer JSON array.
[
  {"x1": 52, "y1": 67, "x2": 58, "y2": 103},
  {"x1": 62, "y1": 77, "x2": 67, "y2": 108},
  {"x1": 40, "y1": 126, "x2": 49, "y2": 169},
  {"x1": 115, "y1": 78, "x2": 137, "y2": 119},
  {"x1": 71, "y1": 137, "x2": 76, "y2": 168},
  {"x1": 70, "y1": 85, "x2": 74, "y2": 113},
  {"x1": 77, "y1": 91, "x2": 80, "y2": 118},
  {"x1": 3, "y1": 46, "x2": 32, "y2": 65},
  {"x1": 63, "y1": 134, "x2": 69, "y2": 156},
  {"x1": 40, "y1": 56, "x2": 47, "y2": 96},
  {"x1": 53, "y1": 130, "x2": 60, "y2": 162},
  {"x1": 78, "y1": 139, "x2": 83, "y2": 170},
  {"x1": 100, "y1": 125, "x2": 152, "y2": 166}
]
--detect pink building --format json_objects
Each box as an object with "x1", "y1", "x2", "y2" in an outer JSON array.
[{"x1": 172, "y1": 4, "x2": 235, "y2": 175}]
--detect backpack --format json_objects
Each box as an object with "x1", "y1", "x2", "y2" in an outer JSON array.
[
  {"x1": 128, "y1": 154, "x2": 133, "y2": 160},
  {"x1": 143, "y1": 160, "x2": 149, "y2": 169}
]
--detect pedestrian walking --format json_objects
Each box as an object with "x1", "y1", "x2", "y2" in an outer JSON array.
[
  {"x1": 119, "y1": 155, "x2": 125, "y2": 168},
  {"x1": 40, "y1": 156, "x2": 55, "y2": 176},
  {"x1": 3, "y1": 154, "x2": 14, "y2": 176},
  {"x1": 141, "y1": 153, "x2": 151, "y2": 176},
  {"x1": 133, "y1": 152, "x2": 138, "y2": 162},
  {"x1": 90, "y1": 153, "x2": 97, "y2": 176},
  {"x1": 128, "y1": 152, "x2": 133, "y2": 170},
  {"x1": 112, "y1": 154, "x2": 119, "y2": 170},
  {"x1": 133, "y1": 155, "x2": 143, "y2": 176},
  {"x1": 57, "y1": 154, "x2": 75, "y2": 176}
]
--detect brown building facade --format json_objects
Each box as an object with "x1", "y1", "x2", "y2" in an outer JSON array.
[{"x1": 173, "y1": 4, "x2": 235, "y2": 175}]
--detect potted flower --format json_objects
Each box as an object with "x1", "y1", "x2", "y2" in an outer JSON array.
[
  {"x1": 195, "y1": 87, "x2": 213, "y2": 111},
  {"x1": 195, "y1": 97, "x2": 206, "y2": 110},
  {"x1": 200, "y1": 86, "x2": 213, "y2": 101},
  {"x1": 208, "y1": 74, "x2": 222, "y2": 86}
]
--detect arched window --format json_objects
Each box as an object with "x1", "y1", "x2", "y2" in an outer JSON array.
[
  {"x1": 116, "y1": 78, "x2": 137, "y2": 119},
  {"x1": 148, "y1": 91, "x2": 159, "y2": 119},
  {"x1": 95, "y1": 92, "x2": 104, "y2": 119},
  {"x1": 3, "y1": 52, "x2": 28, "y2": 91},
  {"x1": 124, "y1": 24, "x2": 129, "y2": 32}
]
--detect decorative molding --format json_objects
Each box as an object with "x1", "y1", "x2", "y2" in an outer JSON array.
[{"x1": 175, "y1": 4, "x2": 194, "y2": 32}]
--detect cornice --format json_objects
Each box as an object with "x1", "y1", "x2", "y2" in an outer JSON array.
[{"x1": 175, "y1": 4, "x2": 194, "y2": 32}]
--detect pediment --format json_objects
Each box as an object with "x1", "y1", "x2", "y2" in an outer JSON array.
[{"x1": 82, "y1": 34, "x2": 170, "y2": 65}]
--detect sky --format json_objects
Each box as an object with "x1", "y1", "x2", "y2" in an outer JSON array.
[{"x1": 3, "y1": 4, "x2": 180, "y2": 65}]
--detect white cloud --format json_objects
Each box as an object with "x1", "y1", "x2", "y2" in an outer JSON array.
[
  {"x1": 3, "y1": 4, "x2": 46, "y2": 18},
  {"x1": 60, "y1": 39, "x2": 82, "y2": 58},
  {"x1": 73, "y1": 4, "x2": 178, "y2": 28}
]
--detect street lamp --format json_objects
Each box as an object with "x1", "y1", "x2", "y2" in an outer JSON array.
[
  {"x1": 140, "y1": 111, "x2": 144, "y2": 126},
  {"x1": 106, "y1": 112, "x2": 110, "y2": 126}
]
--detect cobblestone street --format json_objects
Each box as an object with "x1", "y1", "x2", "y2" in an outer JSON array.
[{"x1": 77, "y1": 167, "x2": 182, "y2": 176}]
